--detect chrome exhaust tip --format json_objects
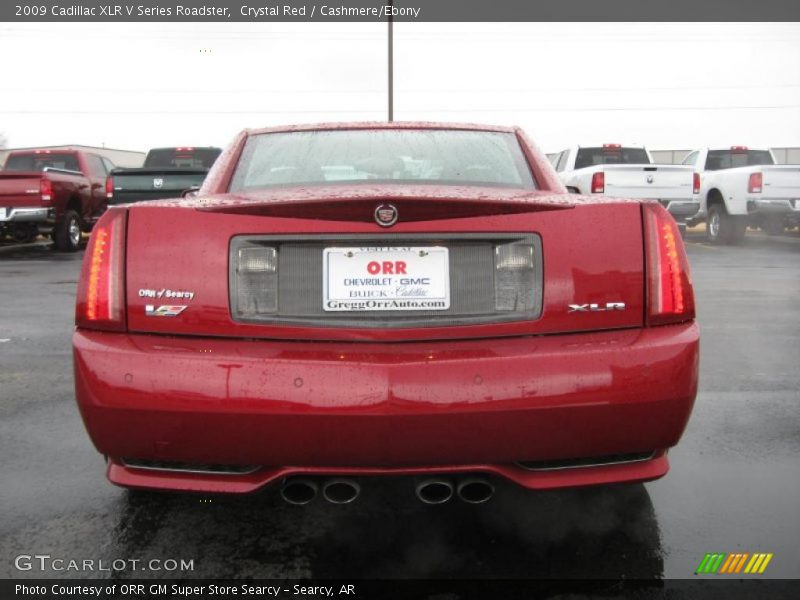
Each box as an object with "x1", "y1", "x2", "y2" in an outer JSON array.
[
  {"x1": 280, "y1": 478, "x2": 318, "y2": 505},
  {"x1": 415, "y1": 479, "x2": 454, "y2": 504},
  {"x1": 456, "y1": 478, "x2": 495, "y2": 504},
  {"x1": 321, "y1": 478, "x2": 361, "y2": 504}
]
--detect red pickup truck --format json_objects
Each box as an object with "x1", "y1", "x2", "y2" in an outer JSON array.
[
  {"x1": 73, "y1": 122, "x2": 699, "y2": 503},
  {"x1": 0, "y1": 148, "x2": 113, "y2": 251}
]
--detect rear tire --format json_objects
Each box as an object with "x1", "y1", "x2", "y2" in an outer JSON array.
[
  {"x1": 707, "y1": 204, "x2": 745, "y2": 245},
  {"x1": 53, "y1": 210, "x2": 81, "y2": 252}
]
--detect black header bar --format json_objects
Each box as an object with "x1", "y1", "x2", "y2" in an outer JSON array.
[{"x1": 3, "y1": 0, "x2": 800, "y2": 22}]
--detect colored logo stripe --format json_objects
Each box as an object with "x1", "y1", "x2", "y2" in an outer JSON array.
[
  {"x1": 744, "y1": 553, "x2": 774, "y2": 574},
  {"x1": 720, "y1": 553, "x2": 749, "y2": 573},
  {"x1": 719, "y1": 553, "x2": 736, "y2": 573},
  {"x1": 696, "y1": 553, "x2": 773, "y2": 575},
  {"x1": 733, "y1": 553, "x2": 750, "y2": 573},
  {"x1": 696, "y1": 553, "x2": 725, "y2": 574}
]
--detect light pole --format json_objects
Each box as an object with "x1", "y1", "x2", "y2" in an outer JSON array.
[{"x1": 388, "y1": 0, "x2": 393, "y2": 121}]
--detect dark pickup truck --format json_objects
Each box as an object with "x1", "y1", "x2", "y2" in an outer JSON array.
[
  {"x1": 106, "y1": 147, "x2": 221, "y2": 205},
  {"x1": 0, "y1": 149, "x2": 113, "y2": 251}
]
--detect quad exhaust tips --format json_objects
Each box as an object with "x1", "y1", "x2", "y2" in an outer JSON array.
[
  {"x1": 281, "y1": 477, "x2": 361, "y2": 505},
  {"x1": 282, "y1": 476, "x2": 493, "y2": 505}
]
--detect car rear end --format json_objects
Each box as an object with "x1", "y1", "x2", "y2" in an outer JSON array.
[
  {"x1": 747, "y1": 166, "x2": 800, "y2": 226},
  {"x1": 704, "y1": 147, "x2": 800, "y2": 227},
  {"x1": 106, "y1": 147, "x2": 221, "y2": 205},
  {"x1": 106, "y1": 168, "x2": 214, "y2": 204},
  {"x1": 578, "y1": 145, "x2": 699, "y2": 223},
  {"x1": 0, "y1": 152, "x2": 63, "y2": 241},
  {"x1": 72, "y1": 124, "x2": 699, "y2": 497},
  {"x1": 0, "y1": 172, "x2": 51, "y2": 219}
]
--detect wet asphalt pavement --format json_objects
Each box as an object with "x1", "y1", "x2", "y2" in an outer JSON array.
[{"x1": 0, "y1": 231, "x2": 798, "y2": 584}]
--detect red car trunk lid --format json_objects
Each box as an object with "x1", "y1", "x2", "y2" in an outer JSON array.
[{"x1": 124, "y1": 195, "x2": 645, "y2": 342}]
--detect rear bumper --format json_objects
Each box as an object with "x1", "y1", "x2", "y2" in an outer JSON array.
[
  {"x1": 105, "y1": 453, "x2": 670, "y2": 494},
  {"x1": 0, "y1": 206, "x2": 52, "y2": 223},
  {"x1": 73, "y1": 323, "x2": 699, "y2": 493},
  {"x1": 661, "y1": 200, "x2": 700, "y2": 221},
  {"x1": 746, "y1": 198, "x2": 797, "y2": 216}
]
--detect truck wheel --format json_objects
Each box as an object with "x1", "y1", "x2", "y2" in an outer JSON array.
[
  {"x1": 707, "y1": 204, "x2": 745, "y2": 245},
  {"x1": 53, "y1": 210, "x2": 82, "y2": 252}
]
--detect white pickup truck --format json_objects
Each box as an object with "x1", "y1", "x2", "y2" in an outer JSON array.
[
  {"x1": 681, "y1": 147, "x2": 800, "y2": 243},
  {"x1": 552, "y1": 144, "x2": 699, "y2": 226}
]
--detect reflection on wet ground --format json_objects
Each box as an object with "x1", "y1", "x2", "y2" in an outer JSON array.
[{"x1": 111, "y1": 481, "x2": 661, "y2": 580}]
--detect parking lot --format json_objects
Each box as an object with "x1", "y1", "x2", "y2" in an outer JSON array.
[{"x1": 0, "y1": 230, "x2": 798, "y2": 581}]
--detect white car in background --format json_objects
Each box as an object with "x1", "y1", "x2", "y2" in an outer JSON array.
[
  {"x1": 682, "y1": 147, "x2": 800, "y2": 243},
  {"x1": 552, "y1": 144, "x2": 699, "y2": 227}
]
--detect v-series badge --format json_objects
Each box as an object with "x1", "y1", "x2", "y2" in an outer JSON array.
[{"x1": 145, "y1": 305, "x2": 187, "y2": 318}]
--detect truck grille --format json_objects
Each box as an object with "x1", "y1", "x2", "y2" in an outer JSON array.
[{"x1": 230, "y1": 233, "x2": 543, "y2": 328}]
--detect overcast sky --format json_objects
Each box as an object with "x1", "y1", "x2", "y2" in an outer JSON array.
[{"x1": 1, "y1": 22, "x2": 798, "y2": 153}]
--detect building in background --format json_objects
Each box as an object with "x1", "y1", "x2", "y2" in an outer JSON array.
[{"x1": 0, "y1": 145, "x2": 145, "y2": 169}]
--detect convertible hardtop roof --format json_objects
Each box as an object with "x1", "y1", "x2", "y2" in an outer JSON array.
[{"x1": 245, "y1": 121, "x2": 521, "y2": 136}]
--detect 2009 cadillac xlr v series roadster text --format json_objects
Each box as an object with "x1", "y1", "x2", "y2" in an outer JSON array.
[{"x1": 72, "y1": 122, "x2": 698, "y2": 503}]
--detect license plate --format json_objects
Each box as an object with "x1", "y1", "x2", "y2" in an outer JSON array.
[
  {"x1": 0, "y1": 207, "x2": 6, "y2": 220},
  {"x1": 323, "y1": 246, "x2": 450, "y2": 311}
]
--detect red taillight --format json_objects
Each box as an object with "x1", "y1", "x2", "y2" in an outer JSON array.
[
  {"x1": 644, "y1": 203, "x2": 695, "y2": 326},
  {"x1": 105, "y1": 175, "x2": 114, "y2": 199},
  {"x1": 602, "y1": 143, "x2": 622, "y2": 149},
  {"x1": 40, "y1": 177, "x2": 52, "y2": 203},
  {"x1": 731, "y1": 145, "x2": 748, "y2": 153},
  {"x1": 75, "y1": 209, "x2": 127, "y2": 332},
  {"x1": 693, "y1": 172, "x2": 700, "y2": 195},
  {"x1": 591, "y1": 171, "x2": 605, "y2": 193},
  {"x1": 748, "y1": 172, "x2": 762, "y2": 193}
]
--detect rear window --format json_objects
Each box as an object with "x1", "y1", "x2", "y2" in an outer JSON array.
[
  {"x1": 144, "y1": 148, "x2": 221, "y2": 169},
  {"x1": 574, "y1": 147, "x2": 650, "y2": 170},
  {"x1": 4, "y1": 152, "x2": 80, "y2": 172},
  {"x1": 704, "y1": 150, "x2": 774, "y2": 171},
  {"x1": 228, "y1": 129, "x2": 536, "y2": 191}
]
